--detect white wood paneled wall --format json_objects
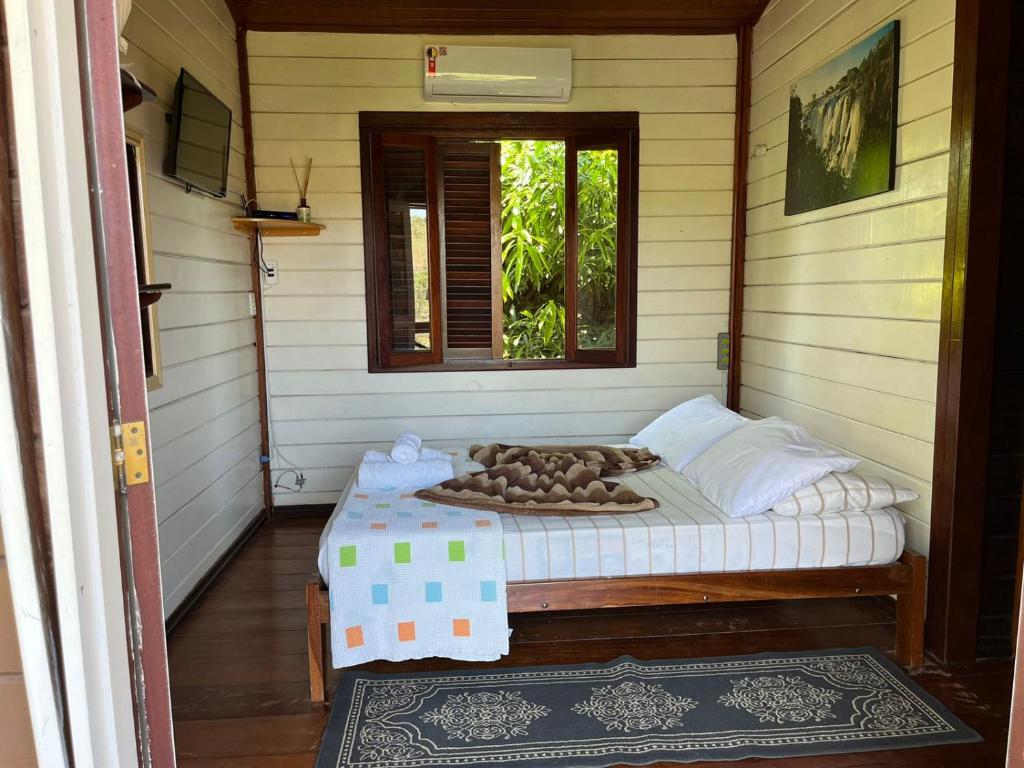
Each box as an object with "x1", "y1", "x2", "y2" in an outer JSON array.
[
  {"x1": 743, "y1": 0, "x2": 955, "y2": 554},
  {"x1": 122, "y1": 0, "x2": 263, "y2": 614},
  {"x1": 246, "y1": 32, "x2": 739, "y2": 506}
]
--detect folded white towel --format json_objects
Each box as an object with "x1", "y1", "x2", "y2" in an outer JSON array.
[
  {"x1": 357, "y1": 456, "x2": 454, "y2": 490},
  {"x1": 390, "y1": 432, "x2": 422, "y2": 464},
  {"x1": 364, "y1": 447, "x2": 451, "y2": 464}
]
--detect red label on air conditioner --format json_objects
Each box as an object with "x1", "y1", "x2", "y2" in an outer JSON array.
[{"x1": 428, "y1": 58, "x2": 436, "y2": 76}]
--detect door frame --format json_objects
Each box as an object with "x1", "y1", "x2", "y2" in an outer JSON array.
[
  {"x1": 3, "y1": 0, "x2": 140, "y2": 760},
  {"x1": 76, "y1": 0, "x2": 176, "y2": 763},
  {"x1": 0, "y1": 4, "x2": 70, "y2": 762},
  {"x1": 3, "y1": 0, "x2": 172, "y2": 763},
  {"x1": 925, "y1": 0, "x2": 1013, "y2": 664}
]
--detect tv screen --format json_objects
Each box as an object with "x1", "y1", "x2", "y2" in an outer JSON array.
[{"x1": 167, "y1": 69, "x2": 231, "y2": 197}]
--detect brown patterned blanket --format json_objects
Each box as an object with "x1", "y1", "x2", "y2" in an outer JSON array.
[{"x1": 413, "y1": 444, "x2": 661, "y2": 516}]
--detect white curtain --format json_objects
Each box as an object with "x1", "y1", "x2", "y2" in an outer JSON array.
[{"x1": 116, "y1": 0, "x2": 132, "y2": 54}]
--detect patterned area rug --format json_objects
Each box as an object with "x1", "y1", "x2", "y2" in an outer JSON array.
[{"x1": 315, "y1": 649, "x2": 979, "y2": 767}]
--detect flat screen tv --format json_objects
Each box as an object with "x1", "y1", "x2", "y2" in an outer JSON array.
[{"x1": 167, "y1": 69, "x2": 231, "y2": 197}]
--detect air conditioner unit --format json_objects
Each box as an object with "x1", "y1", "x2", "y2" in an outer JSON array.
[{"x1": 423, "y1": 45, "x2": 572, "y2": 104}]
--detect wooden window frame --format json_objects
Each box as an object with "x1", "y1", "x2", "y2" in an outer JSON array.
[{"x1": 360, "y1": 111, "x2": 640, "y2": 373}]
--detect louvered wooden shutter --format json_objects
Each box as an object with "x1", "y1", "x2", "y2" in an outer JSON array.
[
  {"x1": 375, "y1": 134, "x2": 442, "y2": 368},
  {"x1": 439, "y1": 143, "x2": 501, "y2": 358},
  {"x1": 383, "y1": 144, "x2": 426, "y2": 351}
]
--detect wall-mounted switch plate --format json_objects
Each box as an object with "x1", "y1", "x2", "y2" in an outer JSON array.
[
  {"x1": 248, "y1": 292, "x2": 257, "y2": 317},
  {"x1": 717, "y1": 332, "x2": 730, "y2": 371},
  {"x1": 264, "y1": 260, "x2": 279, "y2": 287}
]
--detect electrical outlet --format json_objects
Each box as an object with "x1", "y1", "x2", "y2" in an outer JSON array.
[
  {"x1": 248, "y1": 292, "x2": 257, "y2": 317},
  {"x1": 264, "y1": 260, "x2": 279, "y2": 287}
]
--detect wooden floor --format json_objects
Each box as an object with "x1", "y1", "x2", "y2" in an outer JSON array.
[{"x1": 168, "y1": 517, "x2": 1013, "y2": 767}]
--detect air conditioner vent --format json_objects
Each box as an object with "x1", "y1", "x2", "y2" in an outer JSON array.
[{"x1": 424, "y1": 45, "x2": 572, "y2": 104}]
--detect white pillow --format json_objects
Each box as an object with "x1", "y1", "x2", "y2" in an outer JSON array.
[
  {"x1": 681, "y1": 417, "x2": 859, "y2": 518},
  {"x1": 771, "y1": 472, "x2": 919, "y2": 516},
  {"x1": 629, "y1": 395, "x2": 747, "y2": 472}
]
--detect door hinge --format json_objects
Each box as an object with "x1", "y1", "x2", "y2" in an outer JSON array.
[{"x1": 111, "y1": 420, "x2": 150, "y2": 490}]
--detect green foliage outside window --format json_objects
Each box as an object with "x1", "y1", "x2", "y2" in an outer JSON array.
[
  {"x1": 499, "y1": 140, "x2": 618, "y2": 359},
  {"x1": 575, "y1": 149, "x2": 618, "y2": 350}
]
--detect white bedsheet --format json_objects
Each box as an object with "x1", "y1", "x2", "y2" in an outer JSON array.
[{"x1": 319, "y1": 453, "x2": 905, "y2": 585}]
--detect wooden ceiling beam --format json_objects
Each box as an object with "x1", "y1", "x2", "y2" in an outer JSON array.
[{"x1": 226, "y1": 0, "x2": 770, "y2": 35}]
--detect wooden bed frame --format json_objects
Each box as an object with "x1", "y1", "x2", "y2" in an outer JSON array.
[{"x1": 305, "y1": 549, "x2": 926, "y2": 703}]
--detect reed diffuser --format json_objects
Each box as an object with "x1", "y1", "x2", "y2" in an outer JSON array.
[{"x1": 291, "y1": 156, "x2": 313, "y2": 222}]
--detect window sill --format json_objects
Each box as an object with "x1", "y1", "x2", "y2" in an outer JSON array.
[{"x1": 369, "y1": 358, "x2": 636, "y2": 373}]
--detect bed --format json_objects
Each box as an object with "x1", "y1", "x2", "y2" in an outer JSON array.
[{"x1": 307, "y1": 454, "x2": 925, "y2": 703}]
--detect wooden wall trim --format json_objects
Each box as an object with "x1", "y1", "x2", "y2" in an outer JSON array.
[
  {"x1": 227, "y1": 0, "x2": 771, "y2": 35},
  {"x1": 235, "y1": 27, "x2": 274, "y2": 519},
  {"x1": 727, "y1": 25, "x2": 752, "y2": 413},
  {"x1": 242, "y1": 22, "x2": 743, "y2": 35},
  {"x1": 360, "y1": 111, "x2": 642, "y2": 133},
  {"x1": 272, "y1": 503, "x2": 335, "y2": 519},
  {"x1": 926, "y1": 0, "x2": 1013, "y2": 663}
]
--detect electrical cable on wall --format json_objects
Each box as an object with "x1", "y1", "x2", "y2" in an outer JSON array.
[
  {"x1": 255, "y1": 227, "x2": 272, "y2": 276},
  {"x1": 273, "y1": 468, "x2": 305, "y2": 492},
  {"x1": 251, "y1": 227, "x2": 306, "y2": 494}
]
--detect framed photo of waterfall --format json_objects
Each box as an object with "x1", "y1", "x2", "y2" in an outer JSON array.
[{"x1": 784, "y1": 21, "x2": 900, "y2": 215}]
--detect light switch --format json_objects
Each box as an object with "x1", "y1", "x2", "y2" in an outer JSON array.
[{"x1": 717, "y1": 332, "x2": 730, "y2": 371}]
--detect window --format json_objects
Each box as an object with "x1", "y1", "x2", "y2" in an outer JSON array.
[
  {"x1": 360, "y1": 112, "x2": 639, "y2": 372},
  {"x1": 125, "y1": 130, "x2": 163, "y2": 389}
]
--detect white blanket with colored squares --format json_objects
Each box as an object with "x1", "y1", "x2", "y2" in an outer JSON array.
[{"x1": 325, "y1": 482, "x2": 509, "y2": 668}]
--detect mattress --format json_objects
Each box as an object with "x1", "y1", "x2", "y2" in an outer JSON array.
[{"x1": 318, "y1": 455, "x2": 905, "y2": 585}]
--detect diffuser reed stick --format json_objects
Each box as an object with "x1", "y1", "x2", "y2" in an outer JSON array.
[{"x1": 291, "y1": 156, "x2": 313, "y2": 222}]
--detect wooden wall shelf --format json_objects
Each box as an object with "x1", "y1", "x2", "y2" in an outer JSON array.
[{"x1": 231, "y1": 217, "x2": 326, "y2": 237}]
